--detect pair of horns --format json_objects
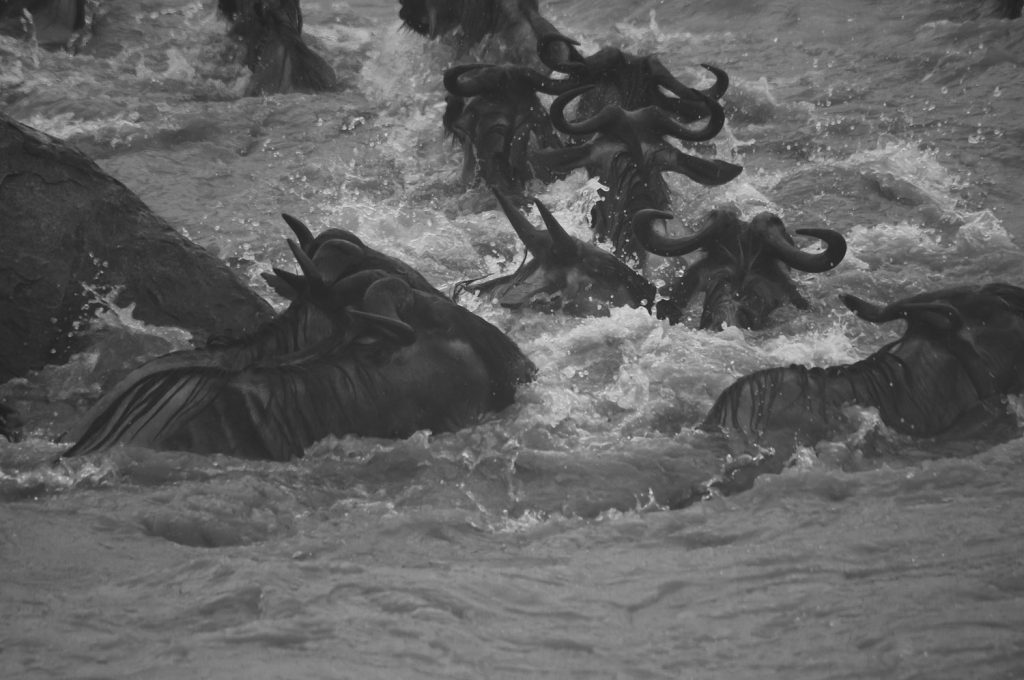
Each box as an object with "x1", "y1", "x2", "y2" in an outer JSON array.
[
  {"x1": 631, "y1": 210, "x2": 847, "y2": 273},
  {"x1": 537, "y1": 37, "x2": 729, "y2": 117},
  {"x1": 549, "y1": 83, "x2": 726, "y2": 144}
]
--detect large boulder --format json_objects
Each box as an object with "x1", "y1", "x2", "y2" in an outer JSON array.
[{"x1": 0, "y1": 112, "x2": 275, "y2": 383}]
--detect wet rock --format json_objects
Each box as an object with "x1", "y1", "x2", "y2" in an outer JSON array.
[{"x1": 0, "y1": 112, "x2": 275, "y2": 382}]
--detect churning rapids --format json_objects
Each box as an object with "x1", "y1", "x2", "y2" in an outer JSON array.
[{"x1": 2, "y1": 1, "x2": 1024, "y2": 678}]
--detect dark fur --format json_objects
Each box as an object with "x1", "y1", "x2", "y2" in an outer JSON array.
[
  {"x1": 442, "y1": 65, "x2": 565, "y2": 197},
  {"x1": 703, "y1": 283, "x2": 1024, "y2": 448},
  {"x1": 64, "y1": 217, "x2": 535, "y2": 460},
  {"x1": 217, "y1": 0, "x2": 336, "y2": 96}
]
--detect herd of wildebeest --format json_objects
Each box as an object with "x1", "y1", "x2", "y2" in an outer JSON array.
[{"x1": 2, "y1": 0, "x2": 1024, "y2": 499}]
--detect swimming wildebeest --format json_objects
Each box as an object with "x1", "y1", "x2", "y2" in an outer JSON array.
[
  {"x1": 632, "y1": 208, "x2": 846, "y2": 330},
  {"x1": 704, "y1": 283, "x2": 1024, "y2": 449},
  {"x1": 64, "y1": 215, "x2": 537, "y2": 460}
]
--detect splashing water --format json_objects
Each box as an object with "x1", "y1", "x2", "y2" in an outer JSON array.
[{"x1": 2, "y1": 1, "x2": 1024, "y2": 678}]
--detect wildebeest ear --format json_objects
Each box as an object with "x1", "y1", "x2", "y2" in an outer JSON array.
[{"x1": 262, "y1": 271, "x2": 301, "y2": 301}]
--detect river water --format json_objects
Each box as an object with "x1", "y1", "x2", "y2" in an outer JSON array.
[{"x1": 2, "y1": 1, "x2": 1024, "y2": 678}]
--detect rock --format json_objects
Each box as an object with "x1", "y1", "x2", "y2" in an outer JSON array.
[{"x1": 0, "y1": 112, "x2": 275, "y2": 382}]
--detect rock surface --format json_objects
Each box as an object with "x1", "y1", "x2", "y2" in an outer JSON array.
[{"x1": 0, "y1": 112, "x2": 275, "y2": 382}]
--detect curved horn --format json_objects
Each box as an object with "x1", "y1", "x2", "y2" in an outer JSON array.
[
  {"x1": 698, "y1": 63, "x2": 729, "y2": 100},
  {"x1": 759, "y1": 215, "x2": 846, "y2": 272},
  {"x1": 281, "y1": 213, "x2": 315, "y2": 249},
  {"x1": 548, "y1": 85, "x2": 602, "y2": 134},
  {"x1": 442, "y1": 63, "x2": 498, "y2": 96},
  {"x1": 841, "y1": 295, "x2": 964, "y2": 331},
  {"x1": 286, "y1": 238, "x2": 325, "y2": 286},
  {"x1": 492, "y1": 188, "x2": 551, "y2": 258},
  {"x1": 650, "y1": 62, "x2": 728, "y2": 121},
  {"x1": 631, "y1": 209, "x2": 728, "y2": 257},
  {"x1": 532, "y1": 198, "x2": 578, "y2": 257}
]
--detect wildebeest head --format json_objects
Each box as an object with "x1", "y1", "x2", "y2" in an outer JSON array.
[
  {"x1": 632, "y1": 208, "x2": 846, "y2": 330},
  {"x1": 441, "y1": 64, "x2": 566, "y2": 194},
  {"x1": 64, "y1": 216, "x2": 536, "y2": 460},
  {"x1": 454, "y1": 189, "x2": 656, "y2": 316},
  {"x1": 532, "y1": 85, "x2": 743, "y2": 264},
  {"x1": 537, "y1": 39, "x2": 729, "y2": 121},
  {"x1": 703, "y1": 283, "x2": 1024, "y2": 453}
]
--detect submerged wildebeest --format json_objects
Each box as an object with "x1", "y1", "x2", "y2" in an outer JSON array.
[
  {"x1": 704, "y1": 283, "x2": 1024, "y2": 457},
  {"x1": 0, "y1": 0, "x2": 94, "y2": 51},
  {"x1": 631, "y1": 208, "x2": 846, "y2": 330},
  {"x1": 64, "y1": 215, "x2": 537, "y2": 461},
  {"x1": 535, "y1": 83, "x2": 742, "y2": 265},
  {"x1": 454, "y1": 189, "x2": 655, "y2": 316},
  {"x1": 442, "y1": 63, "x2": 566, "y2": 197},
  {"x1": 217, "y1": 0, "x2": 336, "y2": 95}
]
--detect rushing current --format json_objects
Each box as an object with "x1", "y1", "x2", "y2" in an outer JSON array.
[{"x1": 2, "y1": 1, "x2": 1024, "y2": 678}]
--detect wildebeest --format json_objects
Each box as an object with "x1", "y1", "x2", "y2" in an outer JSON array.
[
  {"x1": 64, "y1": 215, "x2": 537, "y2": 461},
  {"x1": 703, "y1": 283, "x2": 1024, "y2": 456},
  {"x1": 631, "y1": 208, "x2": 846, "y2": 330},
  {"x1": 217, "y1": 0, "x2": 336, "y2": 96},
  {"x1": 442, "y1": 63, "x2": 566, "y2": 197},
  {"x1": 454, "y1": 189, "x2": 655, "y2": 316},
  {"x1": 0, "y1": 0, "x2": 93, "y2": 51},
  {"x1": 536, "y1": 84, "x2": 742, "y2": 265}
]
